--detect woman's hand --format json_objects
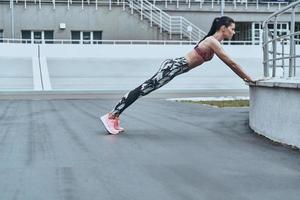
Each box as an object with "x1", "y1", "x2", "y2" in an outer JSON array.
[
  {"x1": 244, "y1": 77, "x2": 272, "y2": 84},
  {"x1": 243, "y1": 78, "x2": 256, "y2": 84}
]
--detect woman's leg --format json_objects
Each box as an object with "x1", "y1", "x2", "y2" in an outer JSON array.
[{"x1": 110, "y1": 57, "x2": 190, "y2": 118}]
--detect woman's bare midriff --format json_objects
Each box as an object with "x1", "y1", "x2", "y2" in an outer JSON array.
[{"x1": 184, "y1": 50, "x2": 205, "y2": 69}]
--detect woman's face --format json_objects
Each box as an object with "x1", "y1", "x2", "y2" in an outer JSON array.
[{"x1": 222, "y1": 23, "x2": 236, "y2": 40}]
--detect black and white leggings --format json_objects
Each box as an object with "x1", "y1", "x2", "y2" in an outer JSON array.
[{"x1": 111, "y1": 57, "x2": 190, "y2": 116}]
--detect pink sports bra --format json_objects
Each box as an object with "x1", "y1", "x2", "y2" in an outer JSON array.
[{"x1": 194, "y1": 43, "x2": 214, "y2": 62}]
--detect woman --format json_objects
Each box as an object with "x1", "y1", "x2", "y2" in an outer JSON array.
[{"x1": 101, "y1": 16, "x2": 255, "y2": 134}]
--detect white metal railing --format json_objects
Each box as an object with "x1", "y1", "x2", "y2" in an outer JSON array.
[
  {"x1": 148, "y1": 0, "x2": 290, "y2": 9},
  {"x1": 0, "y1": 0, "x2": 292, "y2": 9},
  {"x1": 0, "y1": 38, "x2": 199, "y2": 44},
  {"x1": 0, "y1": 38, "x2": 261, "y2": 45},
  {"x1": 262, "y1": 0, "x2": 299, "y2": 78},
  {"x1": 128, "y1": 0, "x2": 206, "y2": 41}
]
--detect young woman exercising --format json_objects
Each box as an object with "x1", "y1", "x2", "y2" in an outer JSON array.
[{"x1": 101, "y1": 16, "x2": 255, "y2": 134}]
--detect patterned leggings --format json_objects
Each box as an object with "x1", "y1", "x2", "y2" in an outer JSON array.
[{"x1": 111, "y1": 57, "x2": 190, "y2": 116}]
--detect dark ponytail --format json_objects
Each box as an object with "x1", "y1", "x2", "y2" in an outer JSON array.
[{"x1": 198, "y1": 16, "x2": 235, "y2": 43}]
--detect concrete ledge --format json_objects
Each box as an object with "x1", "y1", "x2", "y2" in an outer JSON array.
[
  {"x1": 249, "y1": 79, "x2": 300, "y2": 148},
  {"x1": 248, "y1": 78, "x2": 300, "y2": 89}
]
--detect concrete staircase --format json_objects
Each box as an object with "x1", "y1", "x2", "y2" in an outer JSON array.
[{"x1": 125, "y1": 0, "x2": 206, "y2": 41}]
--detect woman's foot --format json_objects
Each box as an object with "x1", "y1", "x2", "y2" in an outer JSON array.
[
  {"x1": 108, "y1": 113, "x2": 125, "y2": 132},
  {"x1": 100, "y1": 113, "x2": 120, "y2": 134}
]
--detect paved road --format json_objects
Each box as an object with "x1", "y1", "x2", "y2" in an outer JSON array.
[{"x1": 0, "y1": 99, "x2": 299, "y2": 200}]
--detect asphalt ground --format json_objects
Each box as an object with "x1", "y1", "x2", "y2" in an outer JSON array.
[{"x1": 0, "y1": 99, "x2": 299, "y2": 200}]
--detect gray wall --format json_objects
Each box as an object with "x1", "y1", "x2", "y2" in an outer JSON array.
[
  {"x1": 0, "y1": 43, "x2": 263, "y2": 92},
  {"x1": 166, "y1": 10, "x2": 300, "y2": 33},
  {"x1": 0, "y1": 4, "x2": 167, "y2": 40},
  {"x1": 249, "y1": 82, "x2": 300, "y2": 148},
  {"x1": 1, "y1": 2, "x2": 299, "y2": 40}
]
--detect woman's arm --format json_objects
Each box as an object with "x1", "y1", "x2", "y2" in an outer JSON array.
[{"x1": 210, "y1": 39, "x2": 254, "y2": 83}]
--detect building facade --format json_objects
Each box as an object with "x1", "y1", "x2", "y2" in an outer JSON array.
[{"x1": 0, "y1": 0, "x2": 299, "y2": 43}]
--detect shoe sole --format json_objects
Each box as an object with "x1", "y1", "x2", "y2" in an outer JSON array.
[{"x1": 100, "y1": 115, "x2": 120, "y2": 135}]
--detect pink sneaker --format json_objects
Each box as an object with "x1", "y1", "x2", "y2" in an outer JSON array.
[
  {"x1": 100, "y1": 114, "x2": 120, "y2": 135},
  {"x1": 115, "y1": 118, "x2": 124, "y2": 132}
]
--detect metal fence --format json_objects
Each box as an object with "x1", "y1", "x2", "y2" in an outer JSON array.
[
  {"x1": 0, "y1": 38, "x2": 262, "y2": 45},
  {"x1": 148, "y1": 0, "x2": 291, "y2": 10},
  {"x1": 0, "y1": 0, "x2": 291, "y2": 9},
  {"x1": 263, "y1": 0, "x2": 300, "y2": 78}
]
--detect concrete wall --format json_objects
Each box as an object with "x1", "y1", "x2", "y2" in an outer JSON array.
[
  {"x1": 0, "y1": 4, "x2": 165, "y2": 40},
  {"x1": 41, "y1": 44, "x2": 263, "y2": 92},
  {"x1": 169, "y1": 11, "x2": 298, "y2": 33},
  {"x1": 249, "y1": 80, "x2": 300, "y2": 148},
  {"x1": 161, "y1": 2, "x2": 300, "y2": 32},
  {"x1": 0, "y1": 44, "x2": 36, "y2": 90},
  {"x1": 1, "y1": 2, "x2": 299, "y2": 39},
  {"x1": 0, "y1": 43, "x2": 263, "y2": 93}
]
